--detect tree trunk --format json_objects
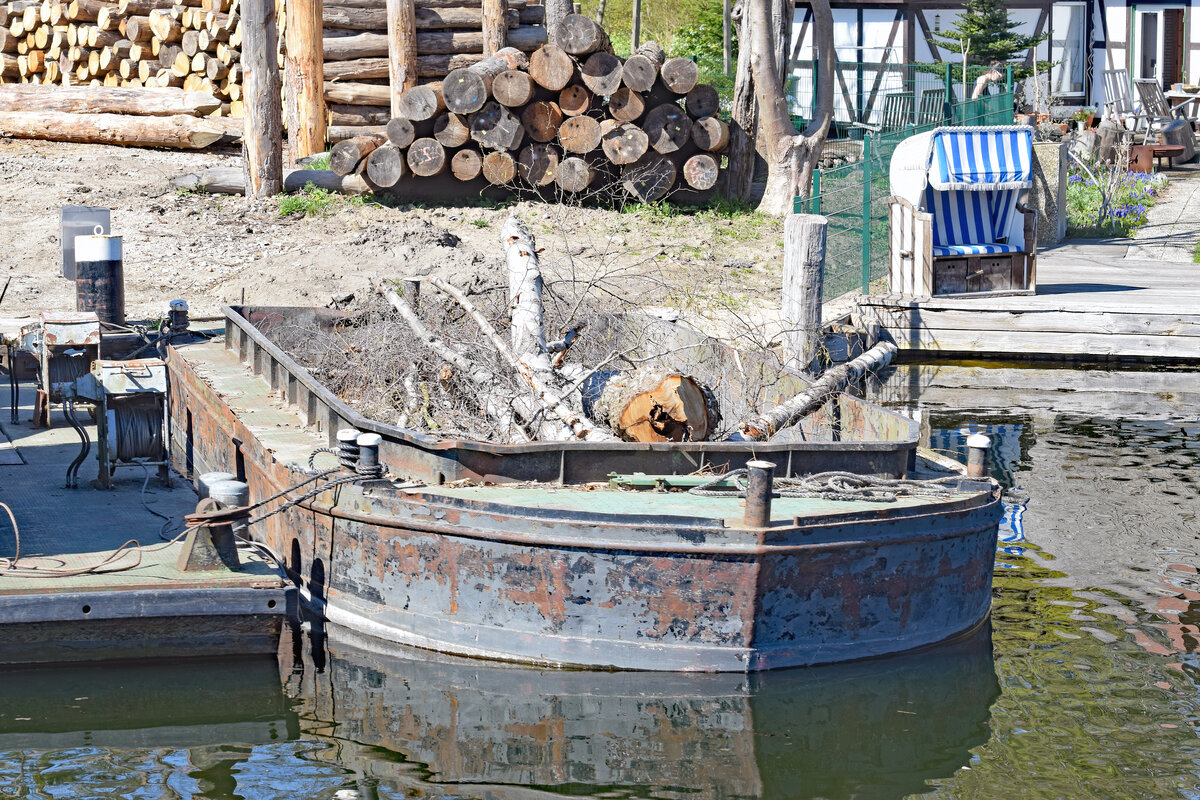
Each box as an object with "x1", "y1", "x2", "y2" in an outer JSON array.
[
  {"x1": 241, "y1": 0, "x2": 283, "y2": 196},
  {"x1": 594, "y1": 369, "x2": 718, "y2": 442},
  {"x1": 725, "y1": 0, "x2": 755, "y2": 201},
  {"x1": 0, "y1": 84, "x2": 219, "y2": 115},
  {"x1": 749, "y1": 0, "x2": 832, "y2": 215},
  {"x1": 286, "y1": 0, "x2": 326, "y2": 165}
]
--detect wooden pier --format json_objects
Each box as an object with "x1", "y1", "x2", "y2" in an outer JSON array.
[
  {"x1": 856, "y1": 242, "x2": 1200, "y2": 362},
  {"x1": 0, "y1": 385, "x2": 293, "y2": 664}
]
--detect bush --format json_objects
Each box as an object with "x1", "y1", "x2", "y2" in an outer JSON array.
[{"x1": 1065, "y1": 168, "x2": 1168, "y2": 238}]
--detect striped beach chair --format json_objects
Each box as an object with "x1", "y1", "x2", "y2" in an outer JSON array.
[{"x1": 886, "y1": 126, "x2": 1037, "y2": 297}]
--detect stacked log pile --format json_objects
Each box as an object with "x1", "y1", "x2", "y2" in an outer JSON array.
[
  {"x1": 1, "y1": 0, "x2": 247, "y2": 116},
  {"x1": 328, "y1": 15, "x2": 728, "y2": 201}
]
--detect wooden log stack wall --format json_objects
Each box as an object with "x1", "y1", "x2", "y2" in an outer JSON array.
[{"x1": 332, "y1": 15, "x2": 729, "y2": 202}]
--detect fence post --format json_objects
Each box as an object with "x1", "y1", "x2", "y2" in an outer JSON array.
[
  {"x1": 861, "y1": 134, "x2": 872, "y2": 295},
  {"x1": 1005, "y1": 64, "x2": 1013, "y2": 94},
  {"x1": 810, "y1": 59, "x2": 818, "y2": 124},
  {"x1": 943, "y1": 62, "x2": 953, "y2": 125},
  {"x1": 811, "y1": 169, "x2": 822, "y2": 214}
]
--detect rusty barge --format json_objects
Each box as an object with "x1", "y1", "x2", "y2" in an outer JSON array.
[{"x1": 167, "y1": 305, "x2": 1003, "y2": 672}]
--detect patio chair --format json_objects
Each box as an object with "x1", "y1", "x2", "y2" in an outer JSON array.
[
  {"x1": 886, "y1": 126, "x2": 1037, "y2": 297},
  {"x1": 918, "y1": 88, "x2": 947, "y2": 127},
  {"x1": 1133, "y1": 79, "x2": 1185, "y2": 144},
  {"x1": 852, "y1": 92, "x2": 915, "y2": 135},
  {"x1": 1102, "y1": 69, "x2": 1139, "y2": 130}
]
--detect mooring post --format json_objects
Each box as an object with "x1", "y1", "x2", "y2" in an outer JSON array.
[
  {"x1": 782, "y1": 213, "x2": 827, "y2": 374},
  {"x1": 241, "y1": 0, "x2": 284, "y2": 197},
  {"x1": 285, "y1": 0, "x2": 326, "y2": 165},
  {"x1": 744, "y1": 460, "x2": 776, "y2": 528},
  {"x1": 966, "y1": 434, "x2": 991, "y2": 478}
]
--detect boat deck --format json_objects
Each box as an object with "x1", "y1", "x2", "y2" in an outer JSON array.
[
  {"x1": 0, "y1": 386, "x2": 291, "y2": 663},
  {"x1": 855, "y1": 243, "x2": 1200, "y2": 362}
]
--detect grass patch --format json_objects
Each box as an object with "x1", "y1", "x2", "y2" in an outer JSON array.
[
  {"x1": 472, "y1": 217, "x2": 489, "y2": 228},
  {"x1": 1194, "y1": 240, "x2": 1200, "y2": 263},
  {"x1": 278, "y1": 183, "x2": 359, "y2": 217},
  {"x1": 304, "y1": 153, "x2": 331, "y2": 171}
]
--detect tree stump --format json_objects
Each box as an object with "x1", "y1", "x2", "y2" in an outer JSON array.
[{"x1": 594, "y1": 370, "x2": 719, "y2": 442}]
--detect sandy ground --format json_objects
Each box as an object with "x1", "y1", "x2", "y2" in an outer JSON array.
[{"x1": 0, "y1": 138, "x2": 789, "y2": 328}]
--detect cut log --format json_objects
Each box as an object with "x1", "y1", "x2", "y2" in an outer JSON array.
[
  {"x1": 730, "y1": 342, "x2": 899, "y2": 441},
  {"x1": 323, "y1": 5, "x2": 515, "y2": 31},
  {"x1": 491, "y1": 67, "x2": 534, "y2": 106},
  {"x1": 0, "y1": 109, "x2": 223, "y2": 147},
  {"x1": 594, "y1": 370, "x2": 718, "y2": 442},
  {"x1": 659, "y1": 57, "x2": 698, "y2": 94},
  {"x1": 442, "y1": 52, "x2": 507, "y2": 113},
  {"x1": 621, "y1": 152, "x2": 675, "y2": 201},
  {"x1": 557, "y1": 83, "x2": 589, "y2": 115},
  {"x1": 324, "y1": 53, "x2": 485, "y2": 80},
  {"x1": 621, "y1": 40, "x2": 662, "y2": 92},
  {"x1": 690, "y1": 115, "x2": 728, "y2": 151},
  {"x1": 555, "y1": 155, "x2": 593, "y2": 192},
  {"x1": 432, "y1": 110, "x2": 469, "y2": 146},
  {"x1": 516, "y1": 141, "x2": 558, "y2": 185},
  {"x1": 450, "y1": 146, "x2": 482, "y2": 180},
  {"x1": 0, "y1": 84, "x2": 219, "y2": 115},
  {"x1": 684, "y1": 83, "x2": 719, "y2": 119},
  {"x1": 555, "y1": 13, "x2": 608, "y2": 56},
  {"x1": 384, "y1": 114, "x2": 416, "y2": 146},
  {"x1": 520, "y1": 99, "x2": 561, "y2": 142},
  {"x1": 322, "y1": 26, "x2": 545, "y2": 60},
  {"x1": 468, "y1": 99, "x2": 522, "y2": 150},
  {"x1": 327, "y1": 124, "x2": 388, "y2": 142},
  {"x1": 608, "y1": 86, "x2": 645, "y2": 123},
  {"x1": 405, "y1": 135, "x2": 446, "y2": 175},
  {"x1": 527, "y1": 42, "x2": 571, "y2": 90},
  {"x1": 365, "y1": 142, "x2": 405, "y2": 186},
  {"x1": 579, "y1": 50, "x2": 620, "y2": 96},
  {"x1": 600, "y1": 121, "x2": 646, "y2": 165},
  {"x1": 324, "y1": 81, "x2": 391, "y2": 105},
  {"x1": 395, "y1": 82, "x2": 442, "y2": 119},
  {"x1": 328, "y1": 103, "x2": 390, "y2": 126},
  {"x1": 682, "y1": 153, "x2": 718, "y2": 190},
  {"x1": 643, "y1": 102, "x2": 691, "y2": 154},
  {"x1": 329, "y1": 132, "x2": 384, "y2": 175},
  {"x1": 481, "y1": 149, "x2": 515, "y2": 183},
  {"x1": 557, "y1": 113, "x2": 599, "y2": 154}
]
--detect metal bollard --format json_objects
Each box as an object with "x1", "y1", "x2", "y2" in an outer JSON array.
[
  {"x1": 743, "y1": 460, "x2": 776, "y2": 528},
  {"x1": 336, "y1": 428, "x2": 362, "y2": 471},
  {"x1": 208, "y1": 479, "x2": 250, "y2": 508},
  {"x1": 966, "y1": 434, "x2": 991, "y2": 478},
  {"x1": 168, "y1": 299, "x2": 190, "y2": 332},
  {"x1": 197, "y1": 471, "x2": 236, "y2": 500},
  {"x1": 356, "y1": 432, "x2": 383, "y2": 479}
]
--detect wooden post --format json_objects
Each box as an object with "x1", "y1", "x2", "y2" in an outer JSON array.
[
  {"x1": 285, "y1": 0, "x2": 325, "y2": 165},
  {"x1": 481, "y1": 0, "x2": 506, "y2": 56},
  {"x1": 385, "y1": 0, "x2": 418, "y2": 116},
  {"x1": 782, "y1": 213, "x2": 826, "y2": 372},
  {"x1": 631, "y1": 0, "x2": 641, "y2": 49},
  {"x1": 722, "y1": 0, "x2": 731, "y2": 74},
  {"x1": 241, "y1": 0, "x2": 283, "y2": 197},
  {"x1": 544, "y1": 0, "x2": 570, "y2": 46}
]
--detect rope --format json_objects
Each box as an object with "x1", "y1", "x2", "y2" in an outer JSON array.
[
  {"x1": 111, "y1": 404, "x2": 164, "y2": 462},
  {"x1": 688, "y1": 469, "x2": 971, "y2": 503}
]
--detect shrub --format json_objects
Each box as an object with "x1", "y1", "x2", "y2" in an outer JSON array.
[{"x1": 1065, "y1": 168, "x2": 1167, "y2": 237}]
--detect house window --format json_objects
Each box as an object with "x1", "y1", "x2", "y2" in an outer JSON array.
[{"x1": 1051, "y1": 2, "x2": 1086, "y2": 96}]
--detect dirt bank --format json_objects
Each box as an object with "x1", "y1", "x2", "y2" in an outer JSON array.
[{"x1": 0, "y1": 138, "x2": 788, "y2": 326}]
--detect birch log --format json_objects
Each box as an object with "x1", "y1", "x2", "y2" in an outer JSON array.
[{"x1": 730, "y1": 341, "x2": 899, "y2": 441}]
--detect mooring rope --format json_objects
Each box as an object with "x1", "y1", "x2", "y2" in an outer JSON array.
[{"x1": 688, "y1": 469, "x2": 971, "y2": 503}]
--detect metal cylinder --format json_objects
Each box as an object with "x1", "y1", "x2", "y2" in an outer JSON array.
[
  {"x1": 168, "y1": 299, "x2": 190, "y2": 332},
  {"x1": 356, "y1": 432, "x2": 383, "y2": 478},
  {"x1": 336, "y1": 428, "x2": 361, "y2": 471},
  {"x1": 966, "y1": 434, "x2": 992, "y2": 478},
  {"x1": 743, "y1": 460, "x2": 776, "y2": 528},
  {"x1": 198, "y1": 471, "x2": 237, "y2": 499},
  {"x1": 74, "y1": 228, "x2": 125, "y2": 325},
  {"x1": 208, "y1": 479, "x2": 250, "y2": 509}
]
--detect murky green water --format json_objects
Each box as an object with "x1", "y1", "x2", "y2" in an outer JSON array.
[{"x1": 3, "y1": 368, "x2": 1199, "y2": 799}]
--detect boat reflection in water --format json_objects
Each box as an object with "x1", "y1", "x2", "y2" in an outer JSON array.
[{"x1": 288, "y1": 622, "x2": 999, "y2": 800}]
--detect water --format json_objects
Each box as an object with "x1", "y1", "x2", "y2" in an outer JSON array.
[{"x1": 3, "y1": 365, "x2": 1199, "y2": 799}]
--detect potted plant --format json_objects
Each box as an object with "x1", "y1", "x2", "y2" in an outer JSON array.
[{"x1": 1072, "y1": 107, "x2": 1097, "y2": 128}]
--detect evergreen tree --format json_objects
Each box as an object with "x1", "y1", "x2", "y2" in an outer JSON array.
[{"x1": 932, "y1": 0, "x2": 1044, "y2": 66}]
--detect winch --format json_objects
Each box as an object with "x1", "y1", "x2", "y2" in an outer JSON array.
[
  {"x1": 71, "y1": 358, "x2": 171, "y2": 489},
  {"x1": 17, "y1": 311, "x2": 102, "y2": 427}
]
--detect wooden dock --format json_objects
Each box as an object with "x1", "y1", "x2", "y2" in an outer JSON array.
[
  {"x1": 856, "y1": 242, "x2": 1200, "y2": 362},
  {"x1": 0, "y1": 386, "x2": 293, "y2": 664}
]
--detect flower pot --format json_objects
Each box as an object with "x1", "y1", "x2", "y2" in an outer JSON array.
[{"x1": 1017, "y1": 113, "x2": 1036, "y2": 126}]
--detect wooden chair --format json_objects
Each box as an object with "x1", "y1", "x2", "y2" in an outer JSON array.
[
  {"x1": 1103, "y1": 69, "x2": 1139, "y2": 130},
  {"x1": 1133, "y1": 78, "x2": 1185, "y2": 144},
  {"x1": 918, "y1": 88, "x2": 947, "y2": 127},
  {"x1": 852, "y1": 92, "x2": 915, "y2": 135}
]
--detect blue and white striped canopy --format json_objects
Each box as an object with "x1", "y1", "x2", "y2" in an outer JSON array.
[{"x1": 928, "y1": 127, "x2": 1034, "y2": 191}]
